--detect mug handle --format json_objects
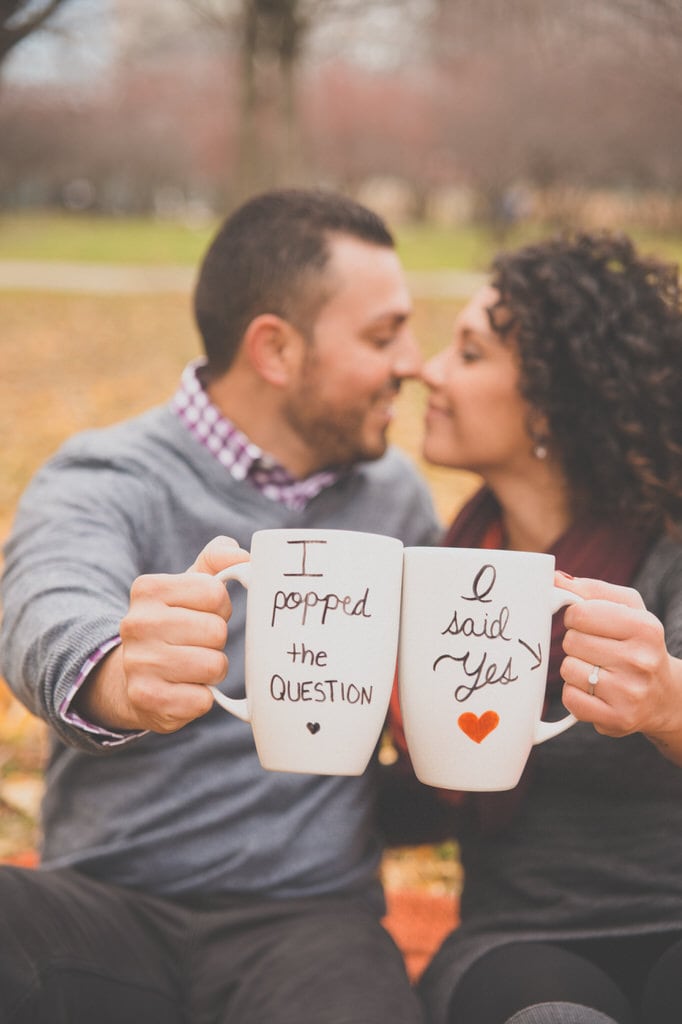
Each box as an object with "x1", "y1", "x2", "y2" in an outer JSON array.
[
  {"x1": 532, "y1": 587, "x2": 584, "y2": 745},
  {"x1": 208, "y1": 561, "x2": 252, "y2": 723}
]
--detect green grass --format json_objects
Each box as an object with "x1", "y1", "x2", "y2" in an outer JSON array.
[
  {"x1": 0, "y1": 209, "x2": 681, "y2": 271},
  {"x1": 625, "y1": 229, "x2": 682, "y2": 267},
  {"x1": 395, "y1": 221, "x2": 548, "y2": 271},
  {"x1": 0, "y1": 211, "x2": 503, "y2": 268},
  {"x1": 0, "y1": 212, "x2": 216, "y2": 265},
  {"x1": 396, "y1": 221, "x2": 682, "y2": 271}
]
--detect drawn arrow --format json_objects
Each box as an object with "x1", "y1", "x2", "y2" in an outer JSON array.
[{"x1": 517, "y1": 639, "x2": 542, "y2": 669}]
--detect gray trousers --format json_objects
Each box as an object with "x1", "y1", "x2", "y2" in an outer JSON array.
[
  {"x1": 423, "y1": 932, "x2": 682, "y2": 1024},
  {"x1": 0, "y1": 865, "x2": 423, "y2": 1024}
]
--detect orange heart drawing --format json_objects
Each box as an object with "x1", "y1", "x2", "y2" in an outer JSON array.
[{"x1": 458, "y1": 711, "x2": 500, "y2": 744}]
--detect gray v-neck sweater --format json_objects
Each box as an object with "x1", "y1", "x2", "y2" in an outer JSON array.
[{"x1": 1, "y1": 404, "x2": 440, "y2": 900}]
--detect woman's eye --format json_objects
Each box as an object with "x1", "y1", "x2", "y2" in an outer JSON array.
[{"x1": 460, "y1": 346, "x2": 481, "y2": 363}]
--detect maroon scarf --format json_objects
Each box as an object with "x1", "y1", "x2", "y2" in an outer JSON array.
[{"x1": 443, "y1": 486, "x2": 654, "y2": 832}]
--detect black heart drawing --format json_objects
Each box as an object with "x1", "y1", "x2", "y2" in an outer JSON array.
[{"x1": 306, "y1": 722, "x2": 321, "y2": 735}]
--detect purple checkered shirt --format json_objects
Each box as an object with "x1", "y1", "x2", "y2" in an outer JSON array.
[
  {"x1": 60, "y1": 359, "x2": 344, "y2": 742},
  {"x1": 171, "y1": 359, "x2": 340, "y2": 509}
]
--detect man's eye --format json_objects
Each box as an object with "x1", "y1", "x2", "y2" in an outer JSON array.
[{"x1": 460, "y1": 346, "x2": 481, "y2": 363}]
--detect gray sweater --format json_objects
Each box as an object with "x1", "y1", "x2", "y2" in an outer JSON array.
[
  {"x1": 420, "y1": 533, "x2": 682, "y2": 1022},
  {"x1": 0, "y1": 404, "x2": 439, "y2": 901}
]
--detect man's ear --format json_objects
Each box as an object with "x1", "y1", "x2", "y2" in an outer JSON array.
[{"x1": 243, "y1": 314, "x2": 306, "y2": 387}]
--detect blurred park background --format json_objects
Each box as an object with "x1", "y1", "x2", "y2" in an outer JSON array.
[{"x1": 1, "y1": 0, "x2": 681, "y2": 886}]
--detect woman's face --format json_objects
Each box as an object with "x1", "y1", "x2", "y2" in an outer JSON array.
[{"x1": 421, "y1": 285, "x2": 536, "y2": 476}]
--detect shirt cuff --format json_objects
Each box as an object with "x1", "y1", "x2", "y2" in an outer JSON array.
[{"x1": 59, "y1": 636, "x2": 148, "y2": 746}]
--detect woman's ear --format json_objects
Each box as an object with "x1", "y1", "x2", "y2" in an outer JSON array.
[{"x1": 243, "y1": 314, "x2": 306, "y2": 388}]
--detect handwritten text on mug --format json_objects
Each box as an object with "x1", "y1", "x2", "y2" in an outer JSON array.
[
  {"x1": 268, "y1": 540, "x2": 377, "y2": 713},
  {"x1": 271, "y1": 540, "x2": 372, "y2": 627},
  {"x1": 432, "y1": 563, "x2": 542, "y2": 703}
]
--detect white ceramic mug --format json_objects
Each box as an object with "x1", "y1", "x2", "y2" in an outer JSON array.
[
  {"x1": 210, "y1": 528, "x2": 404, "y2": 775},
  {"x1": 398, "y1": 547, "x2": 582, "y2": 791}
]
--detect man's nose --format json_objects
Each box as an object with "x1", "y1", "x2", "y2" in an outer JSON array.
[{"x1": 392, "y1": 330, "x2": 423, "y2": 379}]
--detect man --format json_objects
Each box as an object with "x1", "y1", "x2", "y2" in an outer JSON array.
[{"x1": 0, "y1": 189, "x2": 439, "y2": 1024}]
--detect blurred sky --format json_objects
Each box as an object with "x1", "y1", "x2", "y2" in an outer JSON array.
[
  {"x1": 3, "y1": 0, "x2": 432, "y2": 88},
  {"x1": 3, "y1": 0, "x2": 115, "y2": 86}
]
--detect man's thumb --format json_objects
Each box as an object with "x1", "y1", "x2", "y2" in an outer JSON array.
[{"x1": 187, "y1": 535, "x2": 249, "y2": 576}]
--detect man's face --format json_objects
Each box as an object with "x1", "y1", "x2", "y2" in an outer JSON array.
[{"x1": 282, "y1": 235, "x2": 420, "y2": 474}]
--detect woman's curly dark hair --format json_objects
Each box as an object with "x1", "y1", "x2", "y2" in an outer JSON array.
[{"x1": 488, "y1": 232, "x2": 682, "y2": 536}]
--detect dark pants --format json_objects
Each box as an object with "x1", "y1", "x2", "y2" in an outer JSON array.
[
  {"x1": 0, "y1": 866, "x2": 422, "y2": 1024},
  {"x1": 440, "y1": 934, "x2": 682, "y2": 1024}
]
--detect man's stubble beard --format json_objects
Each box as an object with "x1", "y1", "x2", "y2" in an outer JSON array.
[{"x1": 282, "y1": 356, "x2": 391, "y2": 471}]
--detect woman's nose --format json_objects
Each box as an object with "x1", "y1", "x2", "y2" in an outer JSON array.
[{"x1": 421, "y1": 348, "x2": 447, "y2": 388}]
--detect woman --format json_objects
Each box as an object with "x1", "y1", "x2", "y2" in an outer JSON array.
[{"x1": 395, "y1": 233, "x2": 682, "y2": 1024}]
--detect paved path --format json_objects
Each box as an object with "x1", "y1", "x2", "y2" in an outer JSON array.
[
  {"x1": 0, "y1": 260, "x2": 485, "y2": 298},
  {"x1": 0, "y1": 260, "x2": 196, "y2": 294}
]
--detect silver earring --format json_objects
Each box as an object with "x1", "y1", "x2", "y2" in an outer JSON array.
[{"x1": 533, "y1": 442, "x2": 548, "y2": 460}]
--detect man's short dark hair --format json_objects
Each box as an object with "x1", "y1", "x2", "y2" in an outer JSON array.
[{"x1": 194, "y1": 188, "x2": 395, "y2": 376}]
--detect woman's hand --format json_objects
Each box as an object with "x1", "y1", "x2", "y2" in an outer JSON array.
[{"x1": 556, "y1": 574, "x2": 682, "y2": 766}]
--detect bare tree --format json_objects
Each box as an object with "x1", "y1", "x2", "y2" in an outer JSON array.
[
  {"x1": 590, "y1": 0, "x2": 682, "y2": 104},
  {"x1": 4, "y1": 0, "x2": 681, "y2": 220},
  {"x1": 0, "y1": 0, "x2": 74, "y2": 65},
  {"x1": 235, "y1": 0, "x2": 309, "y2": 198},
  {"x1": 426, "y1": 0, "x2": 682, "y2": 227},
  {"x1": 180, "y1": 0, "x2": 413, "y2": 202}
]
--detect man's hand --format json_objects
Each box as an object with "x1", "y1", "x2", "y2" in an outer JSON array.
[
  {"x1": 74, "y1": 536, "x2": 249, "y2": 734},
  {"x1": 557, "y1": 574, "x2": 682, "y2": 766}
]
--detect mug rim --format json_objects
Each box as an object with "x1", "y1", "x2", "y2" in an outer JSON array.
[
  {"x1": 252, "y1": 527, "x2": 404, "y2": 549},
  {"x1": 403, "y1": 546, "x2": 555, "y2": 565}
]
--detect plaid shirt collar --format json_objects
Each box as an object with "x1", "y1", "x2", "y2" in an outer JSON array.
[{"x1": 171, "y1": 360, "x2": 343, "y2": 511}]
